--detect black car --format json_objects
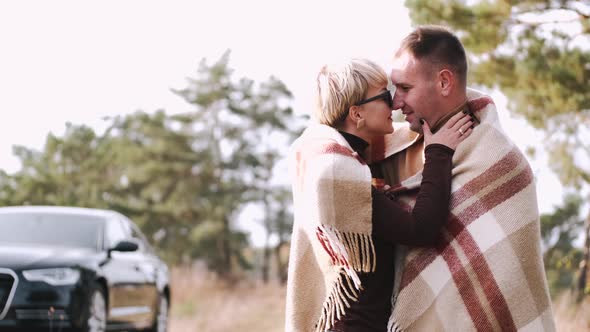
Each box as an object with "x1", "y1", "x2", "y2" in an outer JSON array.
[{"x1": 0, "y1": 206, "x2": 170, "y2": 332}]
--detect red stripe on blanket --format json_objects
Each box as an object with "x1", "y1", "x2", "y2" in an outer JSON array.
[
  {"x1": 448, "y1": 167, "x2": 531, "y2": 329},
  {"x1": 399, "y1": 216, "x2": 515, "y2": 330},
  {"x1": 396, "y1": 194, "x2": 442, "y2": 290},
  {"x1": 397, "y1": 215, "x2": 463, "y2": 289},
  {"x1": 399, "y1": 166, "x2": 533, "y2": 329},
  {"x1": 454, "y1": 166, "x2": 534, "y2": 228},
  {"x1": 467, "y1": 96, "x2": 494, "y2": 113},
  {"x1": 401, "y1": 163, "x2": 534, "y2": 287},
  {"x1": 456, "y1": 231, "x2": 517, "y2": 331},
  {"x1": 318, "y1": 142, "x2": 354, "y2": 155},
  {"x1": 316, "y1": 227, "x2": 338, "y2": 264},
  {"x1": 399, "y1": 236, "x2": 445, "y2": 289},
  {"x1": 316, "y1": 227, "x2": 350, "y2": 268},
  {"x1": 450, "y1": 149, "x2": 522, "y2": 209},
  {"x1": 440, "y1": 236, "x2": 494, "y2": 331},
  {"x1": 295, "y1": 141, "x2": 366, "y2": 191},
  {"x1": 311, "y1": 142, "x2": 366, "y2": 165}
]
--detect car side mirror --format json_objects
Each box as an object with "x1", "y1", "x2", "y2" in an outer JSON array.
[{"x1": 108, "y1": 239, "x2": 139, "y2": 258}]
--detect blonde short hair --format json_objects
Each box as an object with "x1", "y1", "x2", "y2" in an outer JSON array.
[{"x1": 314, "y1": 58, "x2": 388, "y2": 127}]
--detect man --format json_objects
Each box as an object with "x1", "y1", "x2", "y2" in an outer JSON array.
[{"x1": 372, "y1": 25, "x2": 556, "y2": 331}]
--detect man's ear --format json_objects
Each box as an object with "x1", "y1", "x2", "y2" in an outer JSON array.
[{"x1": 439, "y1": 69, "x2": 454, "y2": 97}]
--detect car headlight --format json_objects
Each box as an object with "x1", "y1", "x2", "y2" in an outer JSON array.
[{"x1": 23, "y1": 268, "x2": 81, "y2": 286}]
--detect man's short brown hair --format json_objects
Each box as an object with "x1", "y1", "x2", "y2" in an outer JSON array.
[{"x1": 397, "y1": 25, "x2": 467, "y2": 86}]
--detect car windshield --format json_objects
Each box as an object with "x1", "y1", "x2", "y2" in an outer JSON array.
[{"x1": 0, "y1": 212, "x2": 103, "y2": 250}]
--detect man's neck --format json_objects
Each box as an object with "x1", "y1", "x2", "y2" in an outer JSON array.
[{"x1": 429, "y1": 99, "x2": 469, "y2": 133}]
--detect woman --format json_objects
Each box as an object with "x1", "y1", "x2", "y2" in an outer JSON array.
[{"x1": 285, "y1": 58, "x2": 473, "y2": 332}]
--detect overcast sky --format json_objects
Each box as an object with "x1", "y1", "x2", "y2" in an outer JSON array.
[{"x1": 0, "y1": 0, "x2": 566, "y2": 244}]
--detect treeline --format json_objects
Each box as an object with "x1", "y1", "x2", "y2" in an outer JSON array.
[
  {"x1": 0, "y1": 51, "x2": 305, "y2": 282},
  {"x1": 540, "y1": 194, "x2": 589, "y2": 298}
]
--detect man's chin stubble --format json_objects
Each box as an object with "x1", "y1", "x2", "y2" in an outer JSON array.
[{"x1": 410, "y1": 125, "x2": 423, "y2": 134}]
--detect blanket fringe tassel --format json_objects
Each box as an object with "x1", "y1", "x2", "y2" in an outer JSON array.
[{"x1": 314, "y1": 230, "x2": 376, "y2": 332}]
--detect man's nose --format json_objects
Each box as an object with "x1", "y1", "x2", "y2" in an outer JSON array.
[{"x1": 392, "y1": 95, "x2": 404, "y2": 110}]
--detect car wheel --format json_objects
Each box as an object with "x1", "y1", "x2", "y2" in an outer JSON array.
[
  {"x1": 149, "y1": 294, "x2": 168, "y2": 332},
  {"x1": 82, "y1": 283, "x2": 107, "y2": 332}
]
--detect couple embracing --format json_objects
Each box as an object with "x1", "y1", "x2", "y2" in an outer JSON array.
[{"x1": 286, "y1": 25, "x2": 555, "y2": 332}]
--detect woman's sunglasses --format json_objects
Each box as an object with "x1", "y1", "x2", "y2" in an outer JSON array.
[{"x1": 354, "y1": 89, "x2": 394, "y2": 109}]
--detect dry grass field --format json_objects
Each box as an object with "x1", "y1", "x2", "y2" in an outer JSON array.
[
  {"x1": 552, "y1": 292, "x2": 590, "y2": 331},
  {"x1": 168, "y1": 266, "x2": 589, "y2": 332},
  {"x1": 169, "y1": 266, "x2": 285, "y2": 332}
]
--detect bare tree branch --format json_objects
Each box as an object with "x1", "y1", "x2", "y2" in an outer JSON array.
[
  {"x1": 513, "y1": 3, "x2": 590, "y2": 19},
  {"x1": 510, "y1": 17, "x2": 581, "y2": 27}
]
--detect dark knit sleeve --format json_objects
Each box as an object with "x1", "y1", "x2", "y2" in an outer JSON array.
[{"x1": 371, "y1": 143, "x2": 454, "y2": 246}]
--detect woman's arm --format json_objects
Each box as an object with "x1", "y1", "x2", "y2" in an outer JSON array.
[
  {"x1": 372, "y1": 144, "x2": 453, "y2": 246},
  {"x1": 371, "y1": 111, "x2": 474, "y2": 246}
]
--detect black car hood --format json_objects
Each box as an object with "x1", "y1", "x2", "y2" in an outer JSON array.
[{"x1": 0, "y1": 244, "x2": 101, "y2": 271}]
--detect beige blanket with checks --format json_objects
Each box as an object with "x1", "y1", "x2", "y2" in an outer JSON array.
[
  {"x1": 373, "y1": 89, "x2": 555, "y2": 331},
  {"x1": 285, "y1": 124, "x2": 376, "y2": 332}
]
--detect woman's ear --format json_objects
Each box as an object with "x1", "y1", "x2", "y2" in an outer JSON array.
[
  {"x1": 438, "y1": 69, "x2": 454, "y2": 97},
  {"x1": 348, "y1": 105, "x2": 362, "y2": 122}
]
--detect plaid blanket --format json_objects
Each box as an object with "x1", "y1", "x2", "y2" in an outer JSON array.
[
  {"x1": 285, "y1": 124, "x2": 376, "y2": 332},
  {"x1": 373, "y1": 89, "x2": 556, "y2": 331}
]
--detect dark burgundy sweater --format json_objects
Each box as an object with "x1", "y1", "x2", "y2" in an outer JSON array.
[{"x1": 331, "y1": 131, "x2": 454, "y2": 332}]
